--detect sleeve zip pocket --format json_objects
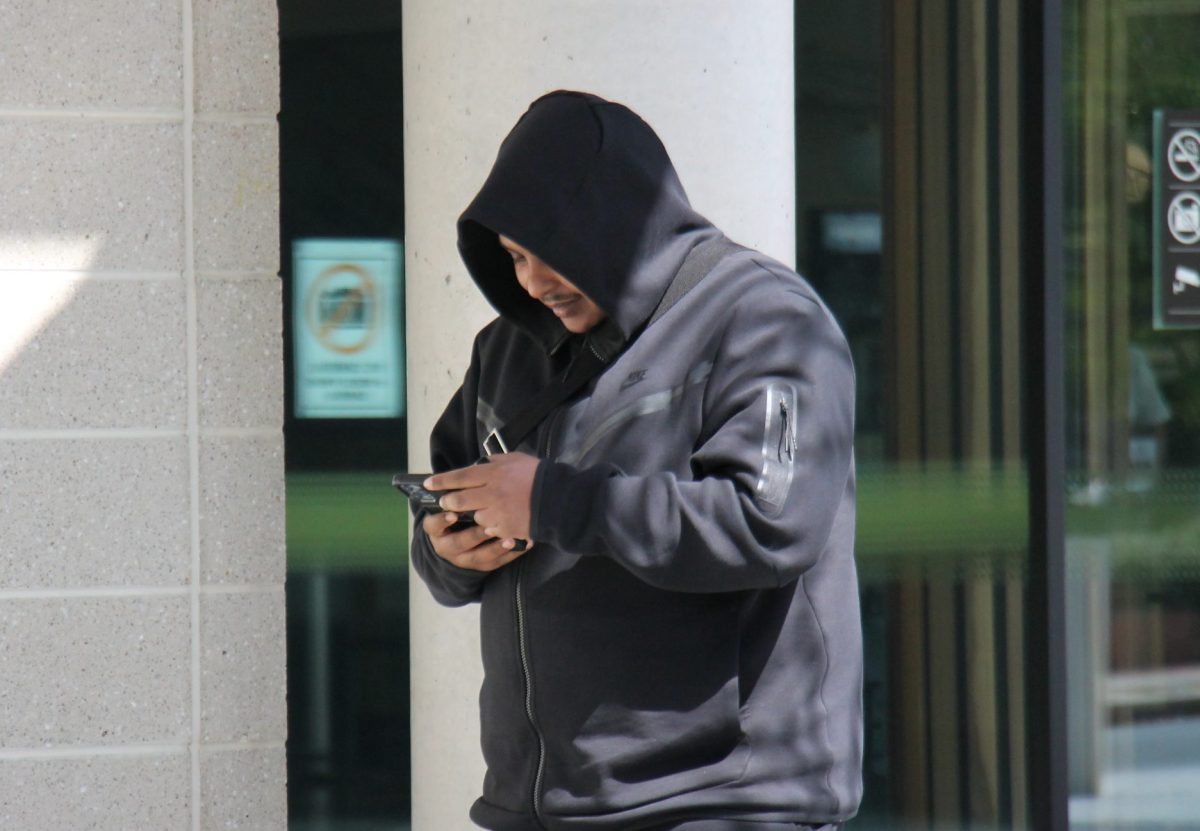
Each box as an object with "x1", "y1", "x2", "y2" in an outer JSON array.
[{"x1": 755, "y1": 383, "x2": 798, "y2": 515}]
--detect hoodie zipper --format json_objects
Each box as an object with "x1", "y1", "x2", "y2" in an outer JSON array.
[
  {"x1": 517, "y1": 405, "x2": 564, "y2": 826},
  {"x1": 518, "y1": 340, "x2": 595, "y2": 824},
  {"x1": 514, "y1": 560, "x2": 545, "y2": 824}
]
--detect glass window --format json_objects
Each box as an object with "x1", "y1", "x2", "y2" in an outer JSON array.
[
  {"x1": 278, "y1": 3, "x2": 411, "y2": 829},
  {"x1": 798, "y1": 1, "x2": 1035, "y2": 826},
  {"x1": 1063, "y1": 2, "x2": 1200, "y2": 827}
]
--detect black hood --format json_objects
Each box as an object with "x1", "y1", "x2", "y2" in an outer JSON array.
[{"x1": 457, "y1": 90, "x2": 716, "y2": 352}]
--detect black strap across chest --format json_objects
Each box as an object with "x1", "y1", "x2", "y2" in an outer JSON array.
[{"x1": 482, "y1": 235, "x2": 741, "y2": 457}]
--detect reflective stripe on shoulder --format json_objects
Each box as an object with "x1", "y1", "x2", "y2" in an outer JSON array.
[{"x1": 557, "y1": 361, "x2": 714, "y2": 466}]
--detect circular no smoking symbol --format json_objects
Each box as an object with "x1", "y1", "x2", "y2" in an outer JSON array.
[
  {"x1": 1169, "y1": 128, "x2": 1200, "y2": 183},
  {"x1": 305, "y1": 263, "x2": 379, "y2": 354},
  {"x1": 1168, "y1": 192, "x2": 1200, "y2": 246}
]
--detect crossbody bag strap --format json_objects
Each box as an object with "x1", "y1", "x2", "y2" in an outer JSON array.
[
  {"x1": 644, "y1": 235, "x2": 742, "y2": 330},
  {"x1": 482, "y1": 234, "x2": 741, "y2": 457}
]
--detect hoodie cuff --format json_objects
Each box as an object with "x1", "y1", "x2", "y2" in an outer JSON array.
[
  {"x1": 531, "y1": 460, "x2": 613, "y2": 553},
  {"x1": 411, "y1": 520, "x2": 489, "y2": 606}
]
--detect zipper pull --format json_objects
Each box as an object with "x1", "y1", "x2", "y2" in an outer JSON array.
[{"x1": 778, "y1": 399, "x2": 794, "y2": 462}]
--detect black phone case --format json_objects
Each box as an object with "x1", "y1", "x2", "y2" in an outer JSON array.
[
  {"x1": 390, "y1": 472, "x2": 526, "y2": 551},
  {"x1": 391, "y1": 474, "x2": 476, "y2": 527}
]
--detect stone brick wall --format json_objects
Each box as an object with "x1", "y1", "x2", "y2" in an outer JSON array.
[{"x1": 0, "y1": 1, "x2": 286, "y2": 827}]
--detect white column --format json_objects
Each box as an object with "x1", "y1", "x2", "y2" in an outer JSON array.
[{"x1": 404, "y1": 3, "x2": 794, "y2": 828}]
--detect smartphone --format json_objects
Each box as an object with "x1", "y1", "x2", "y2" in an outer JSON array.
[
  {"x1": 392, "y1": 473, "x2": 472, "y2": 519},
  {"x1": 391, "y1": 472, "x2": 526, "y2": 551},
  {"x1": 391, "y1": 473, "x2": 447, "y2": 511}
]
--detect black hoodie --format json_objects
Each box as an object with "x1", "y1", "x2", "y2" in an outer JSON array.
[{"x1": 411, "y1": 91, "x2": 862, "y2": 830}]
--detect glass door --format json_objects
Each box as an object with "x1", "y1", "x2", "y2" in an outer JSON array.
[
  {"x1": 797, "y1": 1, "x2": 1034, "y2": 826},
  {"x1": 1062, "y1": 1, "x2": 1200, "y2": 827}
]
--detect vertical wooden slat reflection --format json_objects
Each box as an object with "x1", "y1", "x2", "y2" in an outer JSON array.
[
  {"x1": 920, "y1": 0, "x2": 955, "y2": 462},
  {"x1": 927, "y1": 578, "x2": 963, "y2": 822},
  {"x1": 957, "y1": 2, "x2": 1008, "y2": 815},
  {"x1": 1108, "y1": 6, "x2": 1131, "y2": 479},
  {"x1": 1086, "y1": 547, "x2": 1112, "y2": 788},
  {"x1": 959, "y1": 0, "x2": 994, "y2": 466},
  {"x1": 886, "y1": 0, "x2": 936, "y2": 822},
  {"x1": 1007, "y1": 574, "x2": 1029, "y2": 829},
  {"x1": 999, "y1": 0, "x2": 1024, "y2": 465},
  {"x1": 893, "y1": 574, "x2": 931, "y2": 821},
  {"x1": 968, "y1": 577, "x2": 1001, "y2": 825},
  {"x1": 887, "y1": 0, "x2": 924, "y2": 463},
  {"x1": 998, "y1": 3, "x2": 1029, "y2": 816},
  {"x1": 1082, "y1": 0, "x2": 1113, "y2": 480},
  {"x1": 882, "y1": 0, "x2": 1030, "y2": 823}
]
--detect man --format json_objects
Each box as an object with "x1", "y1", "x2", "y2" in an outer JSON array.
[{"x1": 411, "y1": 90, "x2": 861, "y2": 831}]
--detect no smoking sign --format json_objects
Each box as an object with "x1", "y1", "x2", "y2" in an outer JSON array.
[
  {"x1": 1168, "y1": 128, "x2": 1200, "y2": 183},
  {"x1": 293, "y1": 239, "x2": 406, "y2": 418},
  {"x1": 1155, "y1": 110, "x2": 1200, "y2": 329}
]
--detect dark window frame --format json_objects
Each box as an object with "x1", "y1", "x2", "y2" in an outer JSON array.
[{"x1": 1023, "y1": 0, "x2": 1070, "y2": 828}]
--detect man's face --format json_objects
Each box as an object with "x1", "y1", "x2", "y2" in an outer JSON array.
[{"x1": 498, "y1": 235, "x2": 607, "y2": 334}]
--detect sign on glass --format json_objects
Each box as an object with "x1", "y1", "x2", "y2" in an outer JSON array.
[{"x1": 293, "y1": 238, "x2": 405, "y2": 418}]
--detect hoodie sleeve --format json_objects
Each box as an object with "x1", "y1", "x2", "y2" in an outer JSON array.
[
  {"x1": 530, "y1": 290, "x2": 855, "y2": 593},
  {"x1": 409, "y1": 340, "x2": 491, "y2": 607}
]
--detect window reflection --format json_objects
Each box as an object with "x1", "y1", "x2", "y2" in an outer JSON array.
[
  {"x1": 800, "y1": 1, "x2": 1031, "y2": 827},
  {"x1": 1064, "y1": 1, "x2": 1200, "y2": 827}
]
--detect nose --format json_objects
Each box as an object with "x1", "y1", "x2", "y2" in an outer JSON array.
[{"x1": 523, "y1": 259, "x2": 562, "y2": 298}]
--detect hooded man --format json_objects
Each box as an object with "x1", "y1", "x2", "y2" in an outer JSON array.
[{"x1": 410, "y1": 90, "x2": 862, "y2": 831}]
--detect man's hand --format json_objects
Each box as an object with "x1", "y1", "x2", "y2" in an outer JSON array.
[
  {"x1": 426, "y1": 452, "x2": 540, "y2": 554},
  {"x1": 422, "y1": 511, "x2": 526, "y2": 572}
]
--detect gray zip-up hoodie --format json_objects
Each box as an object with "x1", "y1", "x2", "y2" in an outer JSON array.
[{"x1": 411, "y1": 91, "x2": 862, "y2": 830}]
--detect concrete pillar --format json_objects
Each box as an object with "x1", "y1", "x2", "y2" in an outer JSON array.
[
  {"x1": 403, "y1": 3, "x2": 794, "y2": 827},
  {"x1": 0, "y1": 1, "x2": 285, "y2": 829}
]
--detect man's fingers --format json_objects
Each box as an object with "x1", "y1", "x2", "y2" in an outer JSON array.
[
  {"x1": 450, "y1": 539, "x2": 526, "y2": 572},
  {"x1": 423, "y1": 513, "x2": 492, "y2": 555},
  {"x1": 424, "y1": 453, "x2": 536, "y2": 562},
  {"x1": 427, "y1": 453, "x2": 522, "y2": 491},
  {"x1": 438, "y1": 486, "x2": 492, "y2": 514},
  {"x1": 426, "y1": 465, "x2": 491, "y2": 492},
  {"x1": 422, "y1": 511, "x2": 464, "y2": 538}
]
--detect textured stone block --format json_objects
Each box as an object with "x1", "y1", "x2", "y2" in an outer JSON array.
[
  {"x1": 194, "y1": 0, "x2": 279, "y2": 114},
  {"x1": 0, "y1": 278, "x2": 187, "y2": 429},
  {"x1": 199, "y1": 435, "x2": 285, "y2": 585},
  {"x1": 0, "y1": 122, "x2": 184, "y2": 271},
  {"x1": 201, "y1": 591, "x2": 287, "y2": 743},
  {"x1": 0, "y1": 753, "x2": 190, "y2": 829},
  {"x1": 0, "y1": 438, "x2": 190, "y2": 590},
  {"x1": 193, "y1": 122, "x2": 279, "y2": 273},
  {"x1": 0, "y1": 596, "x2": 191, "y2": 747},
  {"x1": 197, "y1": 277, "x2": 283, "y2": 429},
  {"x1": 201, "y1": 746, "x2": 287, "y2": 831},
  {"x1": 0, "y1": 0, "x2": 183, "y2": 110}
]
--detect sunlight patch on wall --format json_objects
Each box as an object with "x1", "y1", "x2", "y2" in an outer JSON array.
[
  {"x1": 0, "y1": 234, "x2": 99, "y2": 375},
  {"x1": 0, "y1": 233, "x2": 102, "y2": 271}
]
